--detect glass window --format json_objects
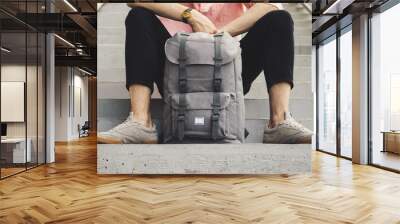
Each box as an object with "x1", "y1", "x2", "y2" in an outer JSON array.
[
  {"x1": 340, "y1": 28, "x2": 352, "y2": 158},
  {"x1": 26, "y1": 1, "x2": 39, "y2": 168},
  {"x1": 371, "y1": 3, "x2": 400, "y2": 171},
  {"x1": 38, "y1": 32, "x2": 46, "y2": 165},
  {"x1": 27, "y1": 30, "x2": 38, "y2": 169},
  {"x1": 0, "y1": 1, "x2": 46, "y2": 179},
  {"x1": 1, "y1": 28, "x2": 28, "y2": 178},
  {"x1": 318, "y1": 36, "x2": 337, "y2": 154}
]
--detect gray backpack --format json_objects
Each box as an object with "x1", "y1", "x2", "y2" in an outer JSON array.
[{"x1": 163, "y1": 32, "x2": 245, "y2": 143}]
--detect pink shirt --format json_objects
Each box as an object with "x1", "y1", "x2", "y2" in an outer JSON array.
[{"x1": 158, "y1": 3, "x2": 282, "y2": 36}]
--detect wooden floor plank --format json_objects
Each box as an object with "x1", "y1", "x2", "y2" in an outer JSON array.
[{"x1": 1, "y1": 136, "x2": 400, "y2": 223}]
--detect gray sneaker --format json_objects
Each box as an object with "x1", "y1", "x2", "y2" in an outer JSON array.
[
  {"x1": 263, "y1": 112, "x2": 312, "y2": 144},
  {"x1": 97, "y1": 113, "x2": 158, "y2": 144}
]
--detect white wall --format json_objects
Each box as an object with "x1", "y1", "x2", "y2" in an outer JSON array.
[
  {"x1": 369, "y1": 4, "x2": 400, "y2": 158},
  {"x1": 55, "y1": 67, "x2": 89, "y2": 141},
  {"x1": 97, "y1": 3, "x2": 134, "y2": 100},
  {"x1": 1, "y1": 63, "x2": 46, "y2": 164},
  {"x1": 55, "y1": 67, "x2": 69, "y2": 141},
  {"x1": 312, "y1": 45, "x2": 316, "y2": 150},
  {"x1": 72, "y1": 73, "x2": 89, "y2": 138},
  {"x1": 1, "y1": 65, "x2": 31, "y2": 137}
]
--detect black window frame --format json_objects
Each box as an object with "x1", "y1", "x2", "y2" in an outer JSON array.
[
  {"x1": 0, "y1": 0, "x2": 47, "y2": 180},
  {"x1": 315, "y1": 23, "x2": 353, "y2": 161},
  {"x1": 367, "y1": 0, "x2": 400, "y2": 173}
]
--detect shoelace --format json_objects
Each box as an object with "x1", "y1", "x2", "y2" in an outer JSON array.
[
  {"x1": 284, "y1": 116, "x2": 309, "y2": 132},
  {"x1": 110, "y1": 115, "x2": 133, "y2": 131},
  {"x1": 110, "y1": 115, "x2": 155, "y2": 132}
]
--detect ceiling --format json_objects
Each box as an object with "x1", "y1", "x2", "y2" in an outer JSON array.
[
  {"x1": 311, "y1": 0, "x2": 392, "y2": 43},
  {"x1": 0, "y1": 0, "x2": 97, "y2": 74}
]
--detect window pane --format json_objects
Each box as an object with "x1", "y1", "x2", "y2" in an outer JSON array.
[
  {"x1": 38, "y1": 32, "x2": 46, "y2": 165},
  {"x1": 1, "y1": 28, "x2": 28, "y2": 177},
  {"x1": 371, "y1": 3, "x2": 400, "y2": 171},
  {"x1": 340, "y1": 29, "x2": 352, "y2": 158},
  {"x1": 27, "y1": 31, "x2": 38, "y2": 169},
  {"x1": 318, "y1": 37, "x2": 337, "y2": 154}
]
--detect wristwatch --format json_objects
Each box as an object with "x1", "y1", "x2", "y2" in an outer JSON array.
[{"x1": 181, "y1": 8, "x2": 193, "y2": 24}]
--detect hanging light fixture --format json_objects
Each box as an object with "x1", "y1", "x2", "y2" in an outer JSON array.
[
  {"x1": 78, "y1": 67, "x2": 93, "y2": 76},
  {"x1": 54, "y1": 34, "x2": 75, "y2": 48},
  {"x1": 1, "y1": 47, "x2": 11, "y2": 53},
  {"x1": 63, "y1": 0, "x2": 78, "y2": 12},
  {"x1": 323, "y1": 0, "x2": 355, "y2": 15}
]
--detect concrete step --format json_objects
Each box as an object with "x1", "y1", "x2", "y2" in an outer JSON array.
[
  {"x1": 295, "y1": 46, "x2": 312, "y2": 55},
  {"x1": 247, "y1": 83, "x2": 312, "y2": 99},
  {"x1": 295, "y1": 55, "x2": 312, "y2": 67},
  {"x1": 98, "y1": 3, "x2": 130, "y2": 28},
  {"x1": 97, "y1": 143, "x2": 311, "y2": 174},
  {"x1": 98, "y1": 117, "x2": 313, "y2": 144},
  {"x1": 98, "y1": 98, "x2": 313, "y2": 121},
  {"x1": 295, "y1": 36, "x2": 311, "y2": 46},
  {"x1": 294, "y1": 27, "x2": 312, "y2": 36},
  {"x1": 284, "y1": 3, "x2": 312, "y2": 12},
  {"x1": 293, "y1": 8, "x2": 312, "y2": 17},
  {"x1": 98, "y1": 30, "x2": 311, "y2": 48},
  {"x1": 293, "y1": 20, "x2": 312, "y2": 28},
  {"x1": 97, "y1": 45, "x2": 311, "y2": 84},
  {"x1": 295, "y1": 66, "x2": 312, "y2": 81},
  {"x1": 294, "y1": 29, "x2": 312, "y2": 36},
  {"x1": 97, "y1": 81, "x2": 313, "y2": 101},
  {"x1": 291, "y1": 13, "x2": 312, "y2": 19}
]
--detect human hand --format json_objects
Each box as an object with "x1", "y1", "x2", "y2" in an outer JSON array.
[
  {"x1": 218, "y1": 25, "x2": 239, "y2": 37},
  {"x1": 217, "y1": 27, "x2": 229, "y2": 36},
  {"x1": 187, "y1": 10, "x2": 217, "y2": 34}
]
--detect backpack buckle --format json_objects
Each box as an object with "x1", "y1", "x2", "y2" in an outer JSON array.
[
  {"x1": 178, "y1": 57, "x2": 187, "y2": 62},
  {"x1": 213, "y1": 57, "x2": 223, "y2": 65},
  {"x1": 213, "y1": 78, "x2": 222, "y2": 91},
  {"x1": 211, "y1": 109, "x2": 220, "y2": 121},
  {"x1": 179, "y1": 79, "x2": 187, "y2": 92},
  {"x1": 177, "y1": 114, "x2": 185, "y2": 121},
  {"x1": 212, "y1": 114, "x2": 219, "y2": 121}
]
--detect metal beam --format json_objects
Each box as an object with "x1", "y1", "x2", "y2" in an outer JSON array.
[
  {"x1": 323, "y1": 0, "x2": 356, "y2": 14},
  {"x1": 313, "y1": 14, "x2": 352, "y2": 44},
  {"x1": 67, "y1": 14, "x2": 96, "y2": 46},
  {"x1": 55, "y1": 55, "x2": 96, "y2": 70},
  {"x1": 13, "y1": 13, "x2": 82, "y2": 32},
  {"x1": 59, "y1": 0, "x2": 97, "y2": 46},
  {"x1": 312, "y1": 15, "x2": 335, "y2": 33}
]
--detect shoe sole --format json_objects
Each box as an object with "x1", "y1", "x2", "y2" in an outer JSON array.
[
  {"x1": 97, "y1": 135, "x2": 158, "y2": 144},
  {"x1": 263, "y1": 136, "x2": 311, "y2": 144},
  {"x1": 97, "y1": 135, "x2": 123, "y2": 144},
  {"x1": 143, "y1": 140, "x2": 158, "y2": 144}
]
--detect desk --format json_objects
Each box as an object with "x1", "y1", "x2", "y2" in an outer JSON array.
[
  {"x1": 1, "y1": 138, "x2": 31, "y2": 163},
  {"x1": 382, "y1": 131, "x2": 400, "y2": 154}
]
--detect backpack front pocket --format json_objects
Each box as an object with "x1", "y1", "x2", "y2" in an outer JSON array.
[{"x1": 169, "y1": 92, "x2": 233, "y2": 140}]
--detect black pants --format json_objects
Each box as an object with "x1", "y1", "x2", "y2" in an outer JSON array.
[{"x1": 125, "y1": 7, "x2": 294, "y2": 95}]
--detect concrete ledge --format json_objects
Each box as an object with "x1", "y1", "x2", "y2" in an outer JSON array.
[{"x1": 97, "y1": 144, "x2": 311, "y2": 174}]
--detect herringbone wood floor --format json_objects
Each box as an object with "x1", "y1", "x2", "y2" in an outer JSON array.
[{"x1": 1, "y1": 136, "x2": 400, "y2": 224}]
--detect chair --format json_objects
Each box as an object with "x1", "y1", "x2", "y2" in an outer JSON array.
[{"x1": 79, "y1": 121, "x2": 90, "y2": 138}]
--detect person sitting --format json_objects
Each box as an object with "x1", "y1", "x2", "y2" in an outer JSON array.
[{"x1": 98, "y1": 3, "x2": 313, "y2": 144}]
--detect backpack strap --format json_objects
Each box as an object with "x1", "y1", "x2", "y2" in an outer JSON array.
[
  {"x1": 177, "y1": 33, "x2": 189, "y2": 141},
  {"x1": 211, "y1": 33, "x2": 223, "y2": 140}
]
